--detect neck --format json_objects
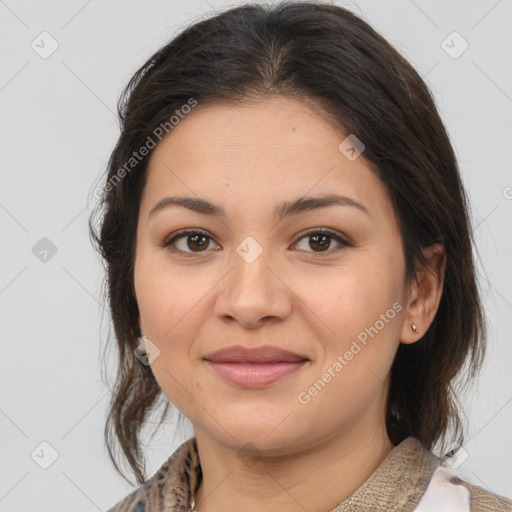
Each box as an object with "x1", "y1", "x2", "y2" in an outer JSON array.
[{"x1": 192, "y1": 422, "x2": 394, "y2": 512}]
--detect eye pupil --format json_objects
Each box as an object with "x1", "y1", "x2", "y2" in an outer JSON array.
[
  {"x1": 310, "y1": 234, "x2": 330, "y2": 251},
  {"x1": 188, "y1": 234, "x2": 209, "y2": 251}
]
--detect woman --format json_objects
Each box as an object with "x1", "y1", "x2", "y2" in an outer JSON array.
[{"x1": 89, "y1": 2, "x2": 512, "y2": 511}]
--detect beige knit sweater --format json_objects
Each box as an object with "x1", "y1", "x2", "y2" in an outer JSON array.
[{"x1": 107, "y1": 437, "x2": 512, "y2": 512}]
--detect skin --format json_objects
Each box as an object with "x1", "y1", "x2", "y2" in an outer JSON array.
[{"x1": 134, "y1": 96, "x2": 446, "y2": 512}]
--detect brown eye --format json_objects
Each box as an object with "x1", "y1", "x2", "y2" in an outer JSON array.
[
  {"x1": 294, "y1": 229, "x2": 351, "y2": 254},
  {"x1": 161, "y1": 229, "x2": 219, "y2": 255},
  {"x1": 309, "y1": 233, "x2": 331, "y2": 252},
  {"x1": 184, "y1": 233, "x2": 210, "y2": 252}
]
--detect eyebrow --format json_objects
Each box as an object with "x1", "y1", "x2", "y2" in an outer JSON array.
[{"x1": 148, "y1": 193, "x2": 370, "y2": 221}]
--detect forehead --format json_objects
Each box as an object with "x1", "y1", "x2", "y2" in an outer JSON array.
[
  {"x1": 151, "y1": 96, "x2": 345, "y2": 163},
  {"x1": 141, "y1": 96, "x2": 394, "y2": 222}
]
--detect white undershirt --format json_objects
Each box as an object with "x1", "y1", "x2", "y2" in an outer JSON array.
[{"x1": 413, "y1": 467, "x2": 471, "y2": 512}]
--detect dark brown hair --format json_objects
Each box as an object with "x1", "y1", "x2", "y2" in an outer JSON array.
[{"x1": 89, "y1": 1, "x2": 486, "y2": 486}]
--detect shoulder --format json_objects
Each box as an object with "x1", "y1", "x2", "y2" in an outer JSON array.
[
  {"x1": 461, "y1": 480, "x2": 512, "y2": 512},
  {"x1": 390, "y1": 440, "x2": 511, "y2": 512},
  {"x1": 105, "y1": 484, "x2": 150, "y2": 512},
  {"x1": 105, "y1": 437, "x2": 201, "y2": 512}
]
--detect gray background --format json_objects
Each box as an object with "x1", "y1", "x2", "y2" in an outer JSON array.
[{"x1": 0, "y1": 0, "x2": 511, "y2": 510}]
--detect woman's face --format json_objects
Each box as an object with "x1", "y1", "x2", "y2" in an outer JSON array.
[{"x1": 134, "y1": 96, "x2": 410, "y2": 453}]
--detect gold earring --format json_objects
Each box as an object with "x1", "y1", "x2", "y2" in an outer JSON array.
[{"x1": 411, "y1": 323, "x2": 417, "y2": 332}]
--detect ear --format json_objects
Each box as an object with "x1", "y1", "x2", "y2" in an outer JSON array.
[{"x1": 400, "y1": 243, "x2": 446, "y2": 344}]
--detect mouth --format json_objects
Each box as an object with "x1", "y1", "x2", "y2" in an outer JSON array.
[{"x1": 203, "y1": 345, "x2": 310, "y2": 388}]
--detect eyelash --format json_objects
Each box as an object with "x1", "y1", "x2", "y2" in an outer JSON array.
[{"x1": 159, "y1": 228, "x2": 352, "y2": 257}]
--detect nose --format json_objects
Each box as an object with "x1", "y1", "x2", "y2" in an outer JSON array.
[{"x1": 214, "y1": 239, "x2": 293, "y2": 329}]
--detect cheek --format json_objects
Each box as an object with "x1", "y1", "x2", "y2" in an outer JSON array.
[
  {"x1": 134, "y1": 257, "x2": 207, "y2": 410},
  {"x1": 135, "y1": 248, "x2": 205, "y2": 336},
  {"x1": 294, "y1": 272, "x2": 402, "y2": 424},
  {"x1": 297, "y1": 264, "x2": 400, "y2": 338},
  {"x1": 134, "y1": 252, "x2": 205, "y2": 389},
  {"x1": 294, "y1": 261, "x2": 403, "y2": 384}
]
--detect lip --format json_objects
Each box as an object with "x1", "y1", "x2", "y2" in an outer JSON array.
[
  {"x1": 203, "y1": 345, "x2": 310, "y2": 388},
  {"x1": 205, "y1": 361, "x2": 308, "y2": 388},
  {"x1": 204, "y1": 345, "x2": 308, "y2": 363}
]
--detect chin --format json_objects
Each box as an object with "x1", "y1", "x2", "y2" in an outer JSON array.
[{"x1": 197, "y1": 413, "x2": 310, "y2": 453}]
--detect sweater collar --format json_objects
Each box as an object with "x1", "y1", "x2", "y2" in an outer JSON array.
[
  {"x1": 330, "y1": 437, "x2": 441, "y2": 511},
  {"x1": 154, "y1": 436, "x2": 440, "y2": 512}
]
